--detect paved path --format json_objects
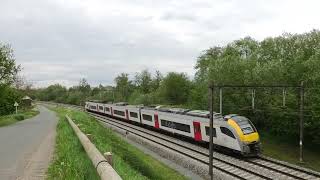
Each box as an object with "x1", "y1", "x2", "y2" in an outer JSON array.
[{"x1": 0, "y1": 106, "x2": 58, "y2": 180}]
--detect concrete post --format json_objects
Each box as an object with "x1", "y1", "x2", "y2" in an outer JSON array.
[
  {"x1": 104, "y1": 152, "x2": 113, "y2": 167},
  {"x1": 86, "y1": 134, "x2": 92, "y2": 141}
]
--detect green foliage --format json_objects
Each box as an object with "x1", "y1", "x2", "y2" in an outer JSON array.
[
  {"x1": 36, "y1": 84, "x2": 67, "y2": 101},
  {"x1": 261, "y1": 131, "x2": 320, "y2": 171},
  {"x1": 195, "y1": 30, "x2": 320, "y2": 145},
  {"x1": 0, "y1": 85, "x2": 23, "y2": 115},
  {"x1": 0, "y1": 44, "x2": 20, "y2": 85},
  {"x1": 0, "y1": 44, "x2": 22, "y2": 116},
  {"x1": 47, "y1": 108, "x2": 100, "y2": 180},
  {"x1": 114, "y1": 73, "x2": 133, "y2": 101},
  {"x1": 158, "y1": 72, "x2": 191, "y2": 105},
  {"x1": 14, "y1": 114, "x2": 24, "y2": 121},
  {"x1": 134, "y1": 69, "x2": 152, "y2": 93}
]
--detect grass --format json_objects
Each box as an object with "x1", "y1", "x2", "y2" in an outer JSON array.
[
  {"x1": 0, "y1": 107, "x2": 39, "y2": 127},
  {"x1": 260, "y1": 131, "x2": 320, "y2": 172},
  {"x1": 48, "y1": 106, "x2": 187, "y2": 180},
  {"x1": 46, "y1": 107, "x2": 100, "y2": 180}
]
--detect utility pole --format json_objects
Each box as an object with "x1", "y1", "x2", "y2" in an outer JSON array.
[
  {"x1": 219, "y1": 87, "x2": 222, "y2": 114},
  {"x1": 209, "y1": 83, "x2": 214, "y2": 180},
  {"x1": 299, "y1": 81, "x2": 304, "y2": 162}
]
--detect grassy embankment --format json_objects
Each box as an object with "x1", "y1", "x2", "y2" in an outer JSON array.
[
  {"x1": 0, "y1": 106, "x2": 39, "y2": 127},
  {"x1": 47, "y1": 106, "x2": 187, "y2": 180},
  {"x1": 260, "y1": 131, "x2": 320, "y2": 172}
]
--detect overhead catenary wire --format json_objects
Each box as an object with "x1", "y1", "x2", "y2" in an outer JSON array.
[{"x1": 209, "y1": 83, "x2": 306, "y2": 162}]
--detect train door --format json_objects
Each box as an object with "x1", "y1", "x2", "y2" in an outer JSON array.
[
  {"x1": 154, "y1": 113, "x2": 159, "y2": 128},
  {"x1": 111, "y1": 107, "x2": 113, "y2": 116},
  {"x1": 193, "y1": 121, "x2": 202, "y2": 141},
  {"x1": 97, "y1": 105, "x2": 99, "y2": 112},
  {"x1": 125, "y1": 109, "x2": 129, "y2": 120},
  {"x1": 139, "y1": 109, "x2": 142, "y2": 123}
]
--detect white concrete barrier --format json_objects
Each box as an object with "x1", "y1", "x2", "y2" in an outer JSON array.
[{"x1": 65, "y1": 115, "x2": 122, "y2": 180}]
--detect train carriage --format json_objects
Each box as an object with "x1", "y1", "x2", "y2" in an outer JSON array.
[
  {"x1": 126, "y1": 105, "x2": 141, "y2": 123},
  {"x1": 86, "y1": 101, "x2": 98, "y2": 112},
  {"x1": 111, "y1": 102, "x2": 129, "y2": 120},
  {"x1": 96, "y1": 103, "x2": 105, "y2": 114},
  {"x1": 140, "y1": 108, "x2": 159, "y2": 128},
  {"x1": 103, "y1": 103, "x2": 113, "y2": 116},
  {"x1": 157, "y1": 108, "x2": 196, "y2": 139}
]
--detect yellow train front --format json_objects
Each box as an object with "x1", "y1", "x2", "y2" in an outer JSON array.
[{"x1": 224, "y1": 114, "x2": 261, "y2": 156}]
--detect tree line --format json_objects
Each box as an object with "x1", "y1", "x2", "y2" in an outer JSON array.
[
  {"x1": 0, "y1": 44, "x2": 30, "y2": 115},
  {"x1": 34, "y1": 70, "x2": 192, "y2": 107}
]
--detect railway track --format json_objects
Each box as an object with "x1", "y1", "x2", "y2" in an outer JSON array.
[
  {"x1": 43, "y1": 102, "x2": 320, "y2": 179},
  {"x1": 92, "y1": 113, "x2": 269, "y2": 180},
  {"x1": 90, "y1": 112, "x2": 320, "y2": 180}
]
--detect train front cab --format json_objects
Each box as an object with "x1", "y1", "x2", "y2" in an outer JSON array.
[{"x1": 226, "y1": 115, "x2": 261, "y2": 156}]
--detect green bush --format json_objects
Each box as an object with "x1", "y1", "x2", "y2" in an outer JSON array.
[{"x1": 14, "y1": 114, "x2": 24, "y2": 121}]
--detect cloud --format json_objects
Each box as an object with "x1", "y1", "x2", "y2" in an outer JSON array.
[{"x1": 0, "y1": 0, "x2": 320, "y2": 87}]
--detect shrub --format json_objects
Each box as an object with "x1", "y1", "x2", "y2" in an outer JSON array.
[{"x1": 14, "y1": 115, "x2": 24, "y2": 121}]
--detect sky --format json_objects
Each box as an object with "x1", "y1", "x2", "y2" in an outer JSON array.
[{"x1": 1, "y1": 0, "x2": 320, "y2": 87}]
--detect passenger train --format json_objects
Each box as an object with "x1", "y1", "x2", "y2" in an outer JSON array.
[{"x1": 85, "y1": 101, "x2": 261, "y2": 156}]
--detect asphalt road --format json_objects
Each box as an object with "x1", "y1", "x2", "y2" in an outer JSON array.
[{"x1": 0, "y1": 106, "x2": 57, "y2": 180}]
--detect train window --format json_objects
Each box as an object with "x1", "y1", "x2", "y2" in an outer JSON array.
[
  {"x1": 232, "y1": 116, "x2": 256, "y2": 134},
  {"x1": 105, "y1": 107, "x2": 110, "y2": 112},
  {"x1": 220, "y1": 127, "x2": 235, "y2": 139},
  {"x1": 114, "y1": 110, "x2": 125, "y2": 116},
  {"x1": 142, "y1": 114, "x2": 153, "y2": 121},
  {"x1": 99, "y1": 106, "x2": 103, "y2": 110},
  {"x1": 161, "y1": 119, "x2": 191, "y2": 133},
  {"x1": 205, "y1": 127, "x2": 216, "y2": 137},
  {"x1": 130, "y1": 112, "x2": 138, "y2": 118},
  {"x1": 90, "y1": 106, "x2": 97, "y2": 110}
]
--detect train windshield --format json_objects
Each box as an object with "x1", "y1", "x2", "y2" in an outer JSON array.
[{"x1": 232, "y1": 116, "x2": 256, "y2": 135}]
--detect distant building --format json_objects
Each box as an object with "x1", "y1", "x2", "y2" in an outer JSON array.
[{"x1": 21, "y1": 96, "x2": 32, "y2": 107}]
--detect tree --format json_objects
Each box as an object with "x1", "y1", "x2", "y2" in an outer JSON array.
[
  {"x1": 134, "y1": 69, "x2": 152, "y2": 93},
  {"x1": 78, "y1": 78, "x2": 91, "y2": 94},
  {"x1": 41, "y1": 84, "x2": 67, "y2": 101},
  {"x1": 0, "y1": 44, "x2": 21, "y2": 115},
  {"x1": 194, "y1": 30, "x2": 320, "y2": 146},
  {"x1": 114, "y1": 73, "x2": 132, "y2": 101},
  {"x1": 159, "y1": 72, "x2": 191, "y2": 105},
  {"x1": 0, "y1": 44, "x2": 20, "y2": 85},
  {"x1": 151, "y1": 70, "x2": 163, "y2": 91},
  {"x1": 0, "y1": 85, "x2": 22, "y2": 115}
]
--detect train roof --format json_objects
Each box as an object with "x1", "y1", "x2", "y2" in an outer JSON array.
[
  {"x1": 87, "y1": 100, "x2": 112, "y2": 104},
  {"x1": 86, "y1": 101, "x2": 222, "y2": 118},
  {"x1": 126, "y1": 104, "x2": 144, "y2": 108},
  {"x1": 186, "y1": 110, "x2": 222, "y2": 118},
  {"x1": 114, "y1": 102, "x2": 128, "y2": 106},
  {"x1": 157, "y1": 107, "x2": 190, "y2": 114}
]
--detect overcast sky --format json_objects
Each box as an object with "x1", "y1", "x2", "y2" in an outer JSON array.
[{"x1": 1, "y1": 0, "x2": 320, "y2": 87}]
